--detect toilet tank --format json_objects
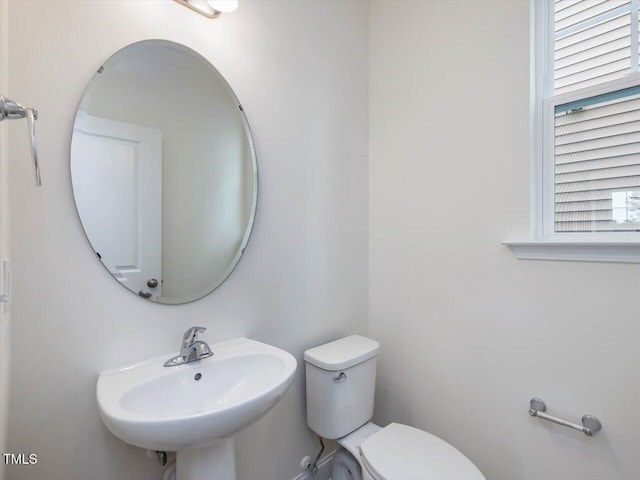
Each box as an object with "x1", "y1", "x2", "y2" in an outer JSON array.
[{"x1": 304, "y1": 335, "x2": 380, "y2": 439}]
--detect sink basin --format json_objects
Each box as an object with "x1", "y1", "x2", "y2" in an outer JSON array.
[{"x1": 97, "y1": 337, "x2": 297, "y2": 478}]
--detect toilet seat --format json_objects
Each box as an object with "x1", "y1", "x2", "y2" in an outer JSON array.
[{"x1": 358, "y1": 423, "x2": 485, "y2": 480}]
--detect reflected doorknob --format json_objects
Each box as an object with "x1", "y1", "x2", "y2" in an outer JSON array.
[{"x1": 147, "y1": 278, "x2": 159, "y2": 288}]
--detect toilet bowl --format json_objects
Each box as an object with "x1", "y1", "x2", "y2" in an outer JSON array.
[
  {"x1": 333, "y1": 422, "x2": 484, "y2": 480},
  {"x1": 304, "y1": 335, "x2": 485, "y2": 480}
]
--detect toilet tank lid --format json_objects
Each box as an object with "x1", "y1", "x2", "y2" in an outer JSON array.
[{"x1": 304, "y1": 335, "x2": 380, "y2": 371}]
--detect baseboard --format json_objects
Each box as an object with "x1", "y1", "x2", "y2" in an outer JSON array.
[{"x1": 290, "y1": 450, "x2": 335, "y2": 480}]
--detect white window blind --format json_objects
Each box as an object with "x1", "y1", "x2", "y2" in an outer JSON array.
[{"x1": 550, "y1": 0, "x2": 640, "y2": 234}]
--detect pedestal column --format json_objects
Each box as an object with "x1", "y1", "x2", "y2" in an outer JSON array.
[{"x1": 176, "y1": 438, "x2": 236, "y2": 480}]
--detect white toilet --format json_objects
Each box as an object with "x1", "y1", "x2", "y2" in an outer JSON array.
[{"x1": 304, "y1": 335, "x2": 485, "y2": 480}]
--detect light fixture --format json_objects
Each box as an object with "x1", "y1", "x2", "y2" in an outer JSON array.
[{"x1": 173, "y1": 0, "x2": 238, "y2": 18}]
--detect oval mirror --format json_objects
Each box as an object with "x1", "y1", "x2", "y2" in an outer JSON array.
[{"x1": 70, "y1": 40, "x2": 257, "y2": 304}]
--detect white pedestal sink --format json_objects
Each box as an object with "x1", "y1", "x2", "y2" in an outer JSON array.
[{"x1": 96, "y1": 338, "x2": 297, "y2": 480}]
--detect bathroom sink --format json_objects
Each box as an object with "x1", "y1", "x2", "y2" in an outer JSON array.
[{"x1": 96, "y1": 338, "x2": 297, "y2": 453}]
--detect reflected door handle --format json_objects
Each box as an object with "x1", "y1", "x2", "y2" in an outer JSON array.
[{"x1": 147, "y1": 278, "x2": 158, "y2": 288}]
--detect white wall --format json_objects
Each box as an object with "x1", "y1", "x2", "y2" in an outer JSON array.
[
  {"x1": 0, "y1": 1, "x2": 11, "y2": 478},
  {"x1": 369, "y1": 1, "x2": 640, "y2": 480},
  {"x1": 5, "y1": 1, "x2": 368, "y2": 479}
]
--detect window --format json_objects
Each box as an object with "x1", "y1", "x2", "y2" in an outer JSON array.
[{"x1": 535, "y1": 0, "x2": 640, "y2": 241}]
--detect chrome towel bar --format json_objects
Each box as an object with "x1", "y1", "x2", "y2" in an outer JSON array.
[
  {"x1": 0, "y1": 95, "x2": 41, "y2": 186},
  {"x1": 529, "y1": 398, "x2": 602, "y2": 436}
]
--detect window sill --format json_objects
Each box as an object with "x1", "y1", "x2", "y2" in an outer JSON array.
[{"x1": 503, "y1": 241, "x2": 640, "y2": 264}]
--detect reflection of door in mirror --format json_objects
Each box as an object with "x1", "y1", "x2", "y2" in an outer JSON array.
[{"x1": 71, "y1": 113, "x2": 162, "y2": 297}]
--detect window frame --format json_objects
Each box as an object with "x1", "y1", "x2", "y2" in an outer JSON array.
[
  {"x1": 533, "y1": 0, "x2": 640, "y2": 243},
  {"x1": 504, "y1": 1, "x2": 640, "y2": 263}
]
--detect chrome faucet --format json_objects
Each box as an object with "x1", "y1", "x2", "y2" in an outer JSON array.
[{"x1": 164, "y1": 326, "x2": 213, "y2": 367}]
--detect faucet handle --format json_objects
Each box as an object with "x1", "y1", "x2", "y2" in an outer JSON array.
[{"x1": 182, "y1": 326, "x2": 206, "y2": 345}]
